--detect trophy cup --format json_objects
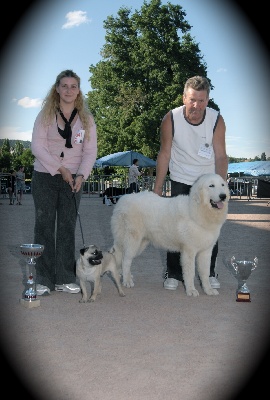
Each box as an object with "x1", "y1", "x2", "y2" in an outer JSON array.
[
  {"x1": 20, "y1": 244, "x2": 44, "y2": 308},
  {"x1": 223, "y1": 256, "x2": 258, "y2": 302}
]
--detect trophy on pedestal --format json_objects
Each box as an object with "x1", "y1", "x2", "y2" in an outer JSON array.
[
  {"x1": 20, "y1": 244, "x2": 44, "y2": 308},
  {"x1": 223, "y1": 256, "x2": 258, "y2": 302}
]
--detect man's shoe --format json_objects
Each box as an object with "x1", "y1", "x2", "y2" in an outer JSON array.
[
  {"x1": 55, "y1": 283, "x2": 80, "y2": 293},
  {"x1": 36, "y1": 284, "x2": 50, "y2": 296},
  {"x1": 209, "y1": 276, "x2": 220, "y2": 289},
  {"x1": 164, "y1": 278, "x2": 179, "y2": 290}
]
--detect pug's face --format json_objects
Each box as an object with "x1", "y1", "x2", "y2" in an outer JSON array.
[{"x1": 80, "y1": 245, "x2": 103, "y2": 265}]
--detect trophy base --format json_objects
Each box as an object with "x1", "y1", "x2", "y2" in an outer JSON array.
[
  {"x1": 20, "y1": 298, "x2": 41, "y2": 308},
  {"x1": 236, "y1": 292, "x2": 251, "y2": 302}
]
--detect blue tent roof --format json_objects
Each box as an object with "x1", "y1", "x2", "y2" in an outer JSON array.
[
  {"x1": 228, "y1": 161, "x2": 270, "y2": 176},
  {"x1": 94, "y1": 151, "x2": 156, "y2": 168}
]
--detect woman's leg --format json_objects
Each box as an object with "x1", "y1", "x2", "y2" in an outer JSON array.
[
  {"x1": 32, "y1": 172, "x2": 59, "y2": 291},
  {"x1": 55, "y1": 186, "x2": 82, "y2": 285},
  {"x1": 8, "y1": 187, "x2": 12, "y2": 204}
]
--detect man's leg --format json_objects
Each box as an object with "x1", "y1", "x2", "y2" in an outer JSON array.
[
  {"x1": 209, "y1": 242, "x2": 220, "y2": 288},
  {"x1": 164, "y1": 180, "x2": 190, "y2": 290}
]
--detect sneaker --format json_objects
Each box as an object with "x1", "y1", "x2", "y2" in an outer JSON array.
[
  {"x1": 36, "y1": 284, "x2": 51, "y2": 296},
  {"x1": 55, "y1": 283, "x2": 80, "y2": 293},
  {"x1": 209, "y1": 276, "x2": 220, "y2": 289},
  {"x1": 164, "y1": 278, "x2": 179, "y2": 290}
]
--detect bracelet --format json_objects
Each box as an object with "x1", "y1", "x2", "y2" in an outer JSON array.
[{"x1": 76, "y1": 174, "x2": 84, "y2": 178}]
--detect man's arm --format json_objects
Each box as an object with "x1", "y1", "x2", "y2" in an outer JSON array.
[
  {"x1": 153, "y1": 111, "x2": 173, "y2": 196},
  {"x1": 213, "y1": 114, "x2": 228, "y2": 181}
]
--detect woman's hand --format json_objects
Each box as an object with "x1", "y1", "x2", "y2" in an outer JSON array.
[
  {"x1": 58, "y1": 166, "x2": 74, "y2": 189},
  {"x1": 73, "y1": 175, "x2": 84, "y2": 193}
]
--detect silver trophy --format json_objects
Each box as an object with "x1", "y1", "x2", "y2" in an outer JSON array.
[
  {"x1": 20, "y1": 244, "x2": 44, "y2": 308},
  {"x1": 223, "y1": 256, "x2": 258, "y2": 302}
]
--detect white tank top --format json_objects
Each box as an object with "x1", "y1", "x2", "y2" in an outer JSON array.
[{"x1": 169, "y1": 105, "x2": 219, "y2": 185}]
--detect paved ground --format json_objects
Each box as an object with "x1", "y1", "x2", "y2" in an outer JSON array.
[{"x1": 0, "y1": 193, "x2": 270, "y2": 399}]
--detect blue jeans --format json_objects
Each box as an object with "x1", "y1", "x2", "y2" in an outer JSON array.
[
  {"x1": 166, "y1": 180, "x2": 218, "y2": 281},
  {"x1": 31, "y1": 171, "x2": 82, "y2": 290}
]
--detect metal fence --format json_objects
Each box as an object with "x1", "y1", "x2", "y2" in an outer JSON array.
[
  {"x1": 2, "y1": 172, "x2": 265, "y2": 200},
  {"x1": 83, "y1": 174, "x2": 171, "y2": 197}
]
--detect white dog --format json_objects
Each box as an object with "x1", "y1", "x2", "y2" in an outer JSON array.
[{"x1": 110, "y1": 173, "x2": 229, "y2": 297}]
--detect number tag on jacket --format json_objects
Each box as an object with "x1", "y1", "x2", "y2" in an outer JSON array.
[
  {"x1": 198, "y1": 144, "x2": 213, "y2": 159},
  {"x1": 74, "y1": 130, "x2": 85, "y2": 144}
]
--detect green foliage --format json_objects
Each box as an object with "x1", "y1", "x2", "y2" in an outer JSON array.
[
  {"x1": 1, "y1": 138, "x2": 11, "y2": 153},
  {"x1": 261, "y1": 152, "x2": 266, "y2": 161},
  {"x1": 87, "y1": 0, "x2": 216, "y2": 159},
  {"x1": 0, "y1": 140, "x2": 34, "y2": 178}
]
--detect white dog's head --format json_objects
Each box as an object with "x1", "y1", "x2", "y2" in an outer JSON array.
[
  {"x1": 80, "y1": 245, "x2": 103, "y2": 266},
  {"x1": 190, "y1": 174, "x2": 229, "y2": 218}
]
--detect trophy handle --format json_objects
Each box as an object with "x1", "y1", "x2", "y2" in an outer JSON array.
[
  {"x1": 230, "y1": 256, "x2": 238, "y2": 272},
  {"x1": 251, "y1": 257, "x2": 258, "y2": 271}
]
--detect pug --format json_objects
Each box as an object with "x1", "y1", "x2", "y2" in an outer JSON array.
[{"x1": 76, "y1": 245, "x2": 125, "y2": 302}]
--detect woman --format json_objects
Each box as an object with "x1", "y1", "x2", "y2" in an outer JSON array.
[
  {"x1": 16, "y1": 166, "x2": 25, "y2": 205},
  {"x1": 31, "y1": 70, "x2": 97, "y2": 295}
]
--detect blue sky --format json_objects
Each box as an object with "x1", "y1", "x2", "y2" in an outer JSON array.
[{"x1": 0, "y1": 0, "x2": 269, "y2": 159}]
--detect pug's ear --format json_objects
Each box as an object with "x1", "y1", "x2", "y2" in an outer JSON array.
[{"x1": 80, "y1": 248, "x2": 86, "y2": 255}]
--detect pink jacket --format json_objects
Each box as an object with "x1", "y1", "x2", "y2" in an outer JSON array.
[{"x1": 31, "y1": 111, "x2": 97, "y2": 179}]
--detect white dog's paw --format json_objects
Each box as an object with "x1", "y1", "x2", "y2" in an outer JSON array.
[
  {"x1": 204, "y1": 288, "x2": 219, "y2": 296},
  {"x1": 79, "y1": 298, "x2": 88, "y2": 303},
  {"x1": 122, "y1": 272, "x2": 134, "y2": 288},
  {"x1": 186, "y1": 288, "x2": 199, "y2": 297},
  {"x1": 122, "y1": 280, "x2": 135, "y2": 288},
  {"x1": 122, "y1": 278, "x2": 134, "y2": 288}
]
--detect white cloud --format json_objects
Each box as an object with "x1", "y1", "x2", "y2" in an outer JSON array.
[
  {"x1": 216, "y1": 68, "x2": 227, "y2": 73},
  {"x1": 0, "y1": 126, "x2": 32, "y2": 141},
  {"x1": 17, "y1": 97, "x2": 43, "y2": 108},
  {"x1": 62, "y1": 11, "x2": 90, "y2": 29}
]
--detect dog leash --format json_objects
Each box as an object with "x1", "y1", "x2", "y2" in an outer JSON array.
[{"x1": 73, "y1": 192, "x2": 86, "y2": 248}]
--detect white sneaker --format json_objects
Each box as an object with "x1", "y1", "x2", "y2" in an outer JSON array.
[
  {"x1": 36, "y1": 284, "x2": 51, "y2": 296},
  {"x1": 209, "y1": 276, "x2": 220, "y2": 289},
  {"x1": 55, "y1": 283, "x2": 80, "y2": 293},
  {"x1": 164, "y1": 278, "x2": 179, "y2": 290}
]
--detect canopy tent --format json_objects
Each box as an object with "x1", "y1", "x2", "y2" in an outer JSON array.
[
  {"x1": 228, "y1": 161, "x2": 270, "y2": 176},
  {"x1": 94, "y1": 150, "x2": 156, "y2": 168}
]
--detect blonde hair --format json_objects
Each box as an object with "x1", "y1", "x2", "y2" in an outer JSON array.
[{"x1": 40, "y1": 70, "x2": 93, "y2": 140}]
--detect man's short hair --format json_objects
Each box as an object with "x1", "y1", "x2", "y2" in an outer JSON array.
[{"x1": 184, "y1": 76, "x2": 210, "y2": 97}]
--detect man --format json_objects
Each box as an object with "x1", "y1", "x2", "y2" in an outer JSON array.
[
  {"x1": 153, "y1": 76, "x2": 228, "y2": 290},
  {"x1": 7, "y1": 169, "x2": 16, "y2": 205},
  {"x1": 128, "y1": 159, "x2": 142, "y2": 193}
]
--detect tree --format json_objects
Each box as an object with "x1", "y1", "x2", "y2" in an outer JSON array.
[
  {"x1": 12, "y1": 141, "x2": 25, "y2": 159},
  {"x1": 0, "y1": 140, "x2": 34, "y2": 178},
  {"x1": 261, "y1": 152, "x2": 266, "y2": 161},
  {"x1": 16, "y1": 148, "x2": 35, "y2": 178},
  {"x1": 0, "y1": 138, "x2": 12, "y2": 171},
  {"x1": 1, "y1": 138, "x2": 11, "y2": 154},
  {"x1": 87, "y1": 0, "x2": 218, "y2": 159}
]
